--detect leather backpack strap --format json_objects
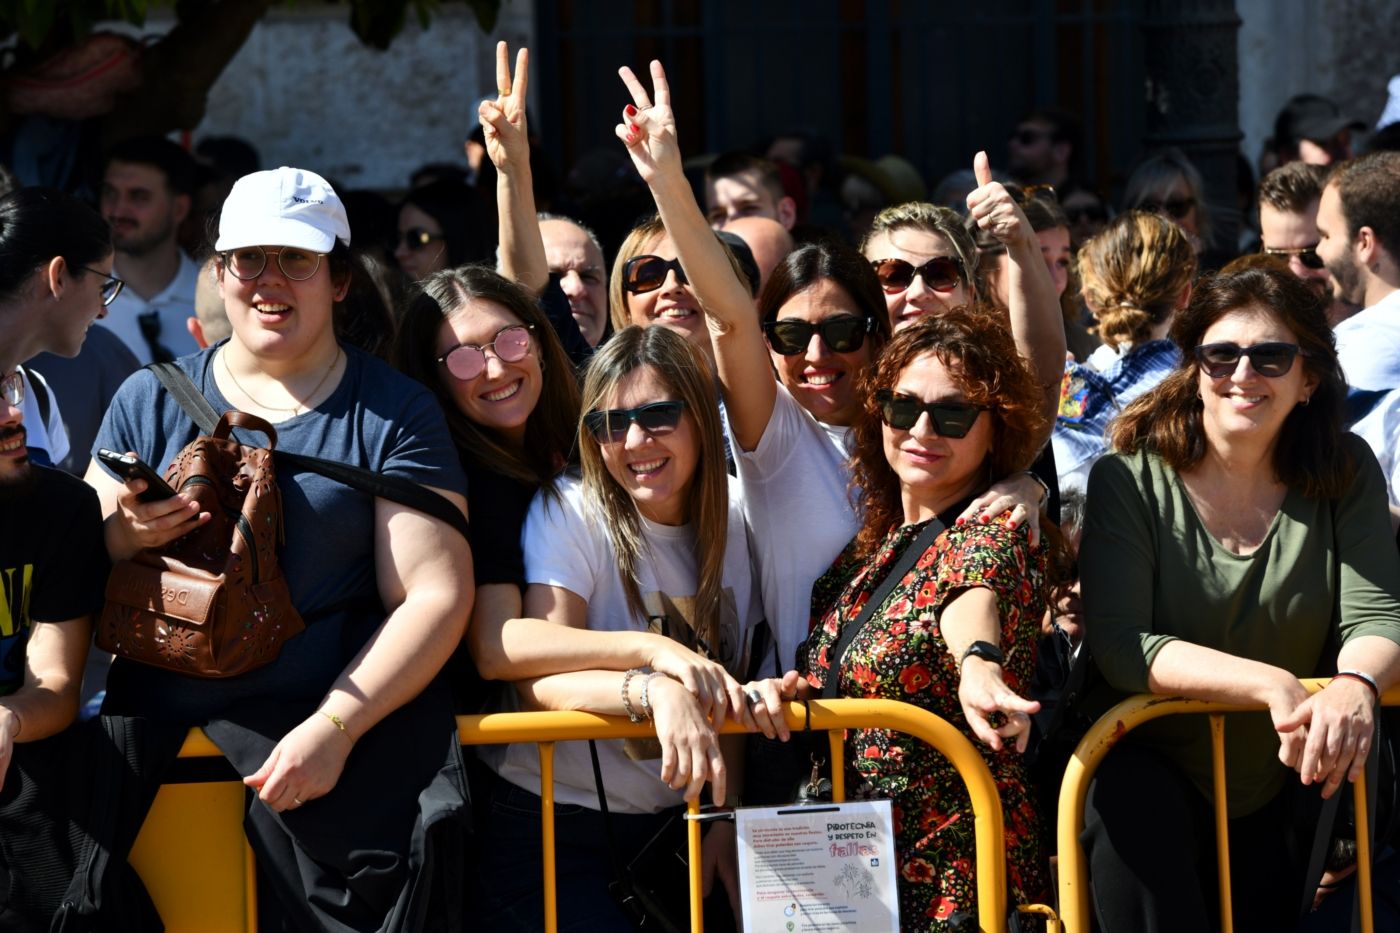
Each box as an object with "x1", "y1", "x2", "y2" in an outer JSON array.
[
  {"x1": 278, "y1": 451, "x2": 470, "y2": 542},
  {"x1": 149, "y1": 362, "x2": 468, "y2": 541},
  {"x1": 821, "y1": 517, "x2": 944, "y2": 700}
]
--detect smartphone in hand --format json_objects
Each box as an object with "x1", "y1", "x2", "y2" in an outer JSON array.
[{"x1": 97, "y1": 449, "x2": 178, "y2": 502}]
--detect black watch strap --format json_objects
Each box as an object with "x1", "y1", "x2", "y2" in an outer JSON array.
[{"x1": 960, "y1": 640, "x2": 1005, "y2": 668}]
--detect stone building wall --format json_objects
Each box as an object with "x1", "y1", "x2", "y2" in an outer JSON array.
[{"x1": 145, "y1": 2, "x2": 536, "y2": 190}]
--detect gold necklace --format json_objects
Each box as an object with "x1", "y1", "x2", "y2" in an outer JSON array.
[{"x1": 221, "y1": 347, "x2": 342, "y2": 415}]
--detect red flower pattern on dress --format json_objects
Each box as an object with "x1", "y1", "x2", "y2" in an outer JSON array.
[{"x1": 802, "y1": 515, "x2": 1050, "y2": 929}]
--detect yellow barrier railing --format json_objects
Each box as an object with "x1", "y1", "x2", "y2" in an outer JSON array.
[
  {"x1": 1056, "y1": 678, "x2": 1400, "y2": 933},
  {"x1": 460, "y1": 698, "x2": 1033, "y2": 933},
  {"x1": 142, "y1": 699, "x2": 1056, "y2": 933}
]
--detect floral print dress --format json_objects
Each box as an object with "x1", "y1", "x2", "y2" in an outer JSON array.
[{"x1": 799, "y1": 516, "x2": 1049, "y2": 931}]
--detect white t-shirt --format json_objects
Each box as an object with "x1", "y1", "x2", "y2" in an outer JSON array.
[
  {"x1": 1352, "y1": 388, "x2": 1400, "y2": 507},
  {"x1": 1334, "y1": 289, "x2": 1400, "y2": 392},
  {"x1": 491, "y1": 473, "x2": 763, "y2": 814},
  {"x1": 730, "y1": 384, "x2": 859, "y2": 676},
  {"x1": 95, "y1": 251, "x2": 202, "y2": 366},
  {"x1": 18, "y1": 367, "x2": 69, "y2": 467}
]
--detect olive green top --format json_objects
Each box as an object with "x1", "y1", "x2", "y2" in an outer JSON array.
[{"x1": 1081, "y1": 434, "x2": 1400, "y2": 815}]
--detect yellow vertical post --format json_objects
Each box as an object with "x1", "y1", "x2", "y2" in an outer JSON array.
[
  {"x1": 1210, "y1": 715, "x2": 1233, "y2": 933},
  {"x1": 827, "y1": 731, "x2": 845, "y2": 802},
  {"x1": 688, "y1": 800, "x2": 705, "y2": 933},
  {"x1": 540, "y1": 742, "x2": 558, "y2": 933},
  {"x1": 244, "y1": 839, "x2": 258, "y2": 933},
  {"x1": 1354, "y1": 764, "x2": 1374, "y2": 933}
]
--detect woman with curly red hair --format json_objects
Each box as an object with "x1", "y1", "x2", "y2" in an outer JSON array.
[{"x1": 753, "y1": 309, "x2": 1054, "y2": 928}]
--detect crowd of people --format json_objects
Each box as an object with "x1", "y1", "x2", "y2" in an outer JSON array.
[{"x1": 3, "y1": 39, "x2": 1400, "y2": 933}]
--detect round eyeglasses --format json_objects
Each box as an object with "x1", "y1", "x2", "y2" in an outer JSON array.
[
  {"x1": 437, "y1": 324, "x2": 535, "y2": 381},
  {"x1": 222, "y1": 246, "x2": 326, "y2": 281}
]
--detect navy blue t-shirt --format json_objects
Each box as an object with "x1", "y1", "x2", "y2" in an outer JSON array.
[{"x1": 92, "y1": 343, "x2": 468, "y2": 721}]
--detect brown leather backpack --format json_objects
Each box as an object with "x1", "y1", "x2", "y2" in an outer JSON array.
[{"x1": 98, "y1": 410, "x2": 303, "y2": 678}]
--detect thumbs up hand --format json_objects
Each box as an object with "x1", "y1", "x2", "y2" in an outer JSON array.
[{"x1": 965, "y1": 151, "x2": 1030, "y2": 247}]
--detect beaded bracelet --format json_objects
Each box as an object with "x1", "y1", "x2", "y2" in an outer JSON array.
[
  {"x1": 1334, "y1": 669, "x2": 1381, "y2": 702},
  {"x1": 621, "y1": 669, "x2": 645, "y2": 723},
  {"x1": 640, "y1": 671, "x2": 670, "y2": 721}
]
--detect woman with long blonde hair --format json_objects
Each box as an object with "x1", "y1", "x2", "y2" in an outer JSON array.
[{"x1": 473, "y1": 324, "x2": 763, "y2": 929}]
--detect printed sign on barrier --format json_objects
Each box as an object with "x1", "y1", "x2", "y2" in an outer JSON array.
[{"x1": 735, "y1": 799, "x2": 900, "y2": 932}]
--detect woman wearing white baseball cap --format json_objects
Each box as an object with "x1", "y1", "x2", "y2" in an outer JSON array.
[{"x1": 86, "y1": 166, "x2": 475, "y2": 930}]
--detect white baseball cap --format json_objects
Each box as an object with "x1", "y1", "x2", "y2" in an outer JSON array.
[{"x1": 214, "y1": 166, "x2": 351, "y2": 253}]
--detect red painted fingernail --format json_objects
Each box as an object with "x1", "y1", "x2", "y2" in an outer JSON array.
[
  {"x1": 1007, "y1": 520, "x2": 1017, "y2": 529},
  {"x1": 979, "y1": 514, "x2": 990, "y2": 523},
  {"x1": 625, "y1": 104, "x2": 637, "y2": 116},
  {"x1": 956, "y1": 517, "x2": 966, "y2": 526},
  {"x1": 629, "y1": 123, "x2": 640, "y2": 134}
]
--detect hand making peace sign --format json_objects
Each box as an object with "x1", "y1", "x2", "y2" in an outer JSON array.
[
  {"x1": 479, "y1": 40, "x2": 530, "y2": 173},
  {"x1": 615, "y1": 60, "x2": 684, "y2": 183}
]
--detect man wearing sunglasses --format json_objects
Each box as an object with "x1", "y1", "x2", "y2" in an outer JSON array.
[
  {"x1": 96, "y1": 136, "x2": 202, "y2": 366},
  {"x1": 1258, "y1": 162, "x2": 1355, "y2": 327},
  {"x1": 1318, "y1": 152, "x2": 1400, "y2": 395},
  {"x1": 1006, "y1": 110, "x2": 1079, "y2": 190}
]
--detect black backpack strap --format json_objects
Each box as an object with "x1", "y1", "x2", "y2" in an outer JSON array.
[
  {"x1": 822, "y1": 517, "x2": 944, "y2": 700},
  {"x1": 148, "y1": 361, "x2": 469, "y2": 541},
  {"x1": 148, "y1": 361, "x2": 220, "y2": 434},
  {"x1": 278, "y1": 451, "x2": 469, "y2": 541}
]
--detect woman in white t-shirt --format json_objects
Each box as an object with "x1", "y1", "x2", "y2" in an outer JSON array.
[
  {"x1": 614, "y1": 63, "x2": 1054, "y2": 686},
  {"x1": 475, "y1": 324, "x2": 763, "y2": 931}
]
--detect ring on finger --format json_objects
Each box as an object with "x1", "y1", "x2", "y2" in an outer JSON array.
[
  {"x1": 293, "y1": 797, "x2": 303, "y2": 805},
  {"x1": 745, "y1": 688, "x2": 764, "y2": 707}
]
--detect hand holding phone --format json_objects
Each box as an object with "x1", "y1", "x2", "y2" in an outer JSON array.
[{"x1": 97, "y1": 449, "x2": 178, "y2": 502}]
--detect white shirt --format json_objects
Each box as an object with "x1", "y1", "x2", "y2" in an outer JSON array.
[
  {"x1": 1352, "y1": 390, "x2": 1400, "y2": 507},
  {"x1": 94, "y1": 251, "x2": 202, "y2": 366},
  {"x1": 18, "y1": 367, "x2": 69, "y2": 467},
  {"x1": 491, "y1": 474, "x2": 763, "y2": 814},
  {"x1": 1334, "y1": 288, "x2": 1400, "y2": 392},
  {"x1": 729, "y1": 385, "x2": 859, "y2": 676}
]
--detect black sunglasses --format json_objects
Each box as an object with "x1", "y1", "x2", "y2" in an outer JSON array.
[
  {"x1": 1011, "y1": 128, "x2": 1054, "y2": 146},
  {"x1": 1262, "y1": 245, "x2": 1326, "y2": 270},
  {"x1": 762, "y1": 316, "x2": 875, "y2": 356},
  {"x1": 1194, "y1": 342, "x2": 1306, "y2": 378},
  {"x1": 622, "y1": 255, "x2": 688, "y2": 294},
  {"x1": 874, "y1": 389, "x2": 985, "y2": 438},
  {"x1": 870, "y1": 256, "x2": 964, "y2": 293},
  {"x1": 583, "y1": 400, "x2": 687, "y2": 445},
  {"x1": 1136, "y1": 196, "x2": 1196, "y2": 221},
  {"x1": 1065, "y1": 204, "x2": 1108, "y2": 224}
]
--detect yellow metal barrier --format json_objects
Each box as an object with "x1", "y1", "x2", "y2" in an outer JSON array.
[
  {"x1": 130, "y1": 729, "x2": 256, "y2": 933},
  {"x1": 1056, "y1": 678, "x2": 1399, "y2": 933},
  {"x1": 461, "y1": 698, "x2": 1059, "y2": 933},
  {"x1": 139, "y1": 699, "x2": 1059, "y2": 933}
]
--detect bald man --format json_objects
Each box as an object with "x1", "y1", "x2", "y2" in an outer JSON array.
[{"x1": 721, "y1": 216, "x2": 795, "y2": 295}]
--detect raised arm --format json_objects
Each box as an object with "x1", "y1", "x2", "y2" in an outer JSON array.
[
  {"x1": 483, "y1": 41, "x2": 549, "y2": 294},
  {"x1": 617, "y1": 61, "x2": 777, "y2": 452},
  {"x1": 244, "y1": 489, "x2": 474, "y2": 811},
  {"x1": 965, "y1": 152, "x2": 1066, "y2": 427}
]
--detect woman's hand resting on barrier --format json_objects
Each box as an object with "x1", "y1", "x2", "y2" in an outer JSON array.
[
  {"x1": 244, "y1": 711, "x2": 354, "y2": 813},
  {"x1": 740, "y1": 672, "x2": 814, "y2": 743},
  {"x1": 649, "y1": 675, "x2": 728, "y2": 803},
  {"x1": 643, "y1": 634, "x2": 748, "y2": 731},
  {"x1": 1274, "y1": 677, "x2": 1375, "y2": 800}
]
